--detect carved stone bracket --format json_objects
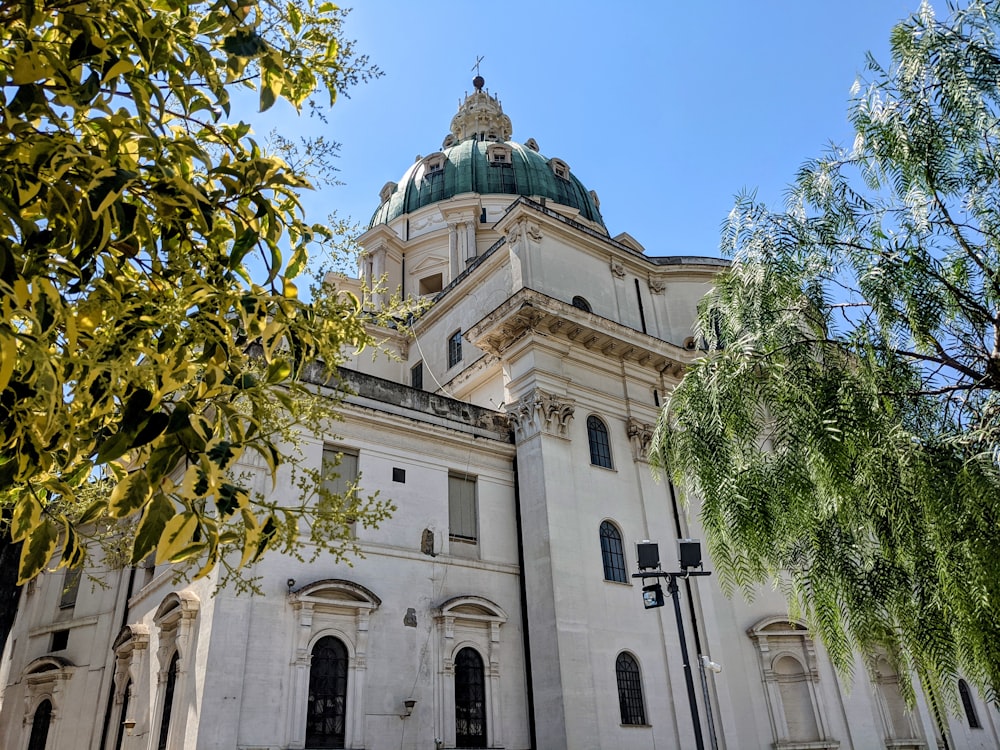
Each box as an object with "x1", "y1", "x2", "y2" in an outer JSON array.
[
  {"x1": 505, "y1": 219, "x2": 543, "y2": 255},
  {"x1": 610, "y1": 260, "x2": 626, "y2": 279},
  {"x1": 627, "y1": 418, "x2": 655, "y2": 462},
  {"x1": 648, "y1": 276, "x2": 666, "y2": 294},
  {"x1": 508, "y1": 389, "x2": 575, "y2": 442}
]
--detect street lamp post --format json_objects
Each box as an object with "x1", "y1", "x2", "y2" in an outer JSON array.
[{"x1": 633, "y1": 540, "x2": 711, "y2": 750}]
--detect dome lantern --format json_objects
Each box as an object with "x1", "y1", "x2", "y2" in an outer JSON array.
[{"x1": 449, "y1": 77, "x2": 512, "y2": 143}]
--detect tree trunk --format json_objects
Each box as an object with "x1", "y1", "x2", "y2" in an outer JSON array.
[{"x1": 0, "y1": 523, "x2": 24, "y2": 656}]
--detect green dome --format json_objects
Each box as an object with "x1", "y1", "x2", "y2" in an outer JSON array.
[{"x1": 368, "y1": 138, "x2": 605, "y2": 229}]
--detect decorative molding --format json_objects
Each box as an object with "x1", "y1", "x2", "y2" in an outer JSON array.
[
  {"x1": 610, "y1": 260, "x2": 626, "y2": 279},
  {"x1": 627, "y1": 418, "x2": 655, "y2": 462},
  {"x1": 648, "y1": 276, "x2": 666, "y2": 294},
  {"x1": 508, "y1": 389, "x2": 575, "y2": 442}
]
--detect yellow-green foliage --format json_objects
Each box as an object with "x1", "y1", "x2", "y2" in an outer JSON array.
[{"x1": 0, "y1": 0, "x2": 390, "y2": 584}]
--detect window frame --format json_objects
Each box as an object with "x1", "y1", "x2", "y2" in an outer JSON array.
[
  {"x1": 322, "y1": 445, "x2": 359, "y2": 500},
  {"x1": 599, "y1": 521, "x2": 628, "y2": 583},
  {"x1": 448, "y1": 473, "x2": 478, "y2": 545},
  {"x1": 288, "y1": 580, "x2": 381, "y2": 750},
  {"x1": 151, "y1": 592, "x2": 199, "y2": 750},
  {"x1": 455, "y1": 647, "x2": 488, "y2": 748},
  {"x1": 615, "y1": 652, "x2": 647, "y2": 726},
  {"x1": 155, "y1": 651, "x2": 179, "y2": 750},
  {"x1": 59, "y1": 568, "x2": 81, "y2": 609},
  {"x1": 448, "y1": 329, "x2": 463, "y2": 369},
  {"x1": 307, "y1": 636, "x2": 349, "y2": 748},
  {"x1": 112, "y1": 680, "x2": 132, "y2": 750},
  {"x1": 587, "y1": 415, "x2": 613, "y2": 469},
  {"x1": 411, "y1": 361, "x2": 424, "y2": 390},
  {"x1": 26, "y1": 698, "x2": 53, "y2": 750},
  {"x1": 747, "y1": 616, "x2": 836, "y2": 748},
  {"x1": 959, "y1": 679, "x2": 982, "y2": 729},
  {"x1": 322, "y1": 444, "x2": 360, "y2": 533},
  {"x1": 434, "y1": 596, "x2": 508, "y2": 749}
]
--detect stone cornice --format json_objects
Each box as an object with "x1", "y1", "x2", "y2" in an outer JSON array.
[{"x1": 466, "y1": 287, "x2": 691, "y2": 377}]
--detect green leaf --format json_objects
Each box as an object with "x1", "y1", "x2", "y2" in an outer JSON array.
[
  {"x1": 156, "y1": 511, "x2": 199, "y2": 564},
  {"x1": 10, "y1": 491, "x2": 42, "y2": 543},
  {"x1": 207, "y1": 440, "x2": 239, "y2": 470},
  {"x1": 131, "y1": 493, "x2": 176, "y2": 564},
  {"x1": 216, "y1": 482, "x2": 248, "y2": 519},
  {"x1": 222, "y1": 30, "x2": 268, "y2": 57},
  {"x1": 12, "y1": 54, "x2": 50, "y2": 84},
  {"x1": 288, "y1": 2, "x2": 302, "y2": 33},
  {"x1": 78, "y1": 499, "x2": 109, "y2": 526},
  {"x1": 60, "y1": 522, "x2": 85, "y2": 567},
  {"x1": 266, "y1": 359, "x2": 292, "y2": 383},
  {"x1": 251, "y1": 514, "x2": 278, "y2": 563},
  {"x1": 147, "y1": 442, "x2": 185, "y2": 485},
  {"x1": 108, "y1": 471, "x2": 152, "y2": 518},
  {"x1": 18, "y1": 518, "x2": 57, "y2": 583},
  {"x1": 230, "y1": 228, "x2": 259, "y2": 268},
  {"x1": 102, "y1": 58, "x2": 135, "y2": 83},
  {"x1": 260, "y1": 83, "x2": 278, "y2": 112}
]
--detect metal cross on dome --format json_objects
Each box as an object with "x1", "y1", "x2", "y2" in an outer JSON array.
[{"x1": 471, "y1": 56, "x2": 485, "y2": 76}]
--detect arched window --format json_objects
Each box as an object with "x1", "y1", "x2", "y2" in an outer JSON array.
[
  {"x1": 959, "y1": 679, "x2": 981, "y2": 729},
  {"x1": 455, "y1": 647, "x2": 487, "y2": 748},
  {"x1": 156, "y1": 652, "x2": 179, "y2": 750},
  {"x1": 587, "y1": 416, "x2": 613, "y2": 469},
  {"x1": 600, "y1": 521, "x2": 627, "y2": 583},
  {"x1": 571, "y1": 295, "x2": 591, "y2": 312},
  {"x1": 307, "y1": 636, "x2": 349, "y2": 748},
  {"x1": 114, "y1": 680, "x2": 132, "y2": 750},
  {"x1": 616, "y1": 652, "x2": 646, "y2": 725},
  {"x1": 27, "y1": 699, "x2": 52, "y2": 750}
]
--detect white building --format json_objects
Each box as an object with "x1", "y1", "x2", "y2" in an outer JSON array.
[{"x1": 2, "y1": 77, "x2": 999, "y2": 750}]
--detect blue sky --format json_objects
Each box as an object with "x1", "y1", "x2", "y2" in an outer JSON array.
[{"x1": 251, "y1": 0, "x2": 923, "y2": 271}]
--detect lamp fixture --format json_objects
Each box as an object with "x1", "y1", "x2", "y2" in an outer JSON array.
[
  {"x1": 701, "y1": 655, "x2": 723, "y2": 674},
  {"x1": 400, "y1": 698, "x2": 417, "y2": 718}
]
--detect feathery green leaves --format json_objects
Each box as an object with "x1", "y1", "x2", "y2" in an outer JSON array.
[{"x1": 652, "y1": 0, "x2": 1000, "y2": 707}]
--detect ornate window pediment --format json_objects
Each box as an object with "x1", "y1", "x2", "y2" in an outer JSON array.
[
  {"x1": 434, "y1": 596, "x2": 507, "y2": 748},
  {"x1": 422, "y1": 152, "x2": 446, "y2": 177},
  {"x1": 379, "y1": 180, "x2": 397, "y2": 203},
  {"x1": 548, "y1": 157, "x2": 570, "y2": 180},
  {"x1": 747, "y1": 617, "x2": 839, "y2": 750},
  {"x1": 292, "y1": 579, "x2": 381, "y2": 611},
  {"x1": 22, "y1": 655, "x2": 74, "y2": 746},
  {"x1": 487, "y1": 143, "x2": 512, "y2": 164},
  {"x1": 287, "y1": 579, "x2": 380, "y2": 750}
]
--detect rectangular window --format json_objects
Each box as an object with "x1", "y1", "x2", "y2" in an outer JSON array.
[
  {"x1": 51, "y1": 629, "x2": 69, "y2": 651},
  {"x1": 323, "y1": 446, "x2": 359, "y2": 528},
  {"x1": 411, "y1": 361, "x2": 424, "y2": 390},
  {"x1": 448, "y1": 330, "x2": 463, "y2": 368},
  {"x1": 448, "y1": 474, "x2": 478, "y2": 543},
  {"x1": 59, "y1": 569, "x2": 81, "y2": 609}
]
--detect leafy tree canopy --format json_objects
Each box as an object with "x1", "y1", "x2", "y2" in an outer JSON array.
[
  {"x1": 652, "y1": 0, "x2": 1000, "y2": 706},
  {"x1": 0, "y1": 0, "x2": 392, "y2": 622}
]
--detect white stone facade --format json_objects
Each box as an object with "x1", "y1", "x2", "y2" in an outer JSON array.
[{"x1": 3, "y1": 82, "x2": 999, "y2": 750}]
